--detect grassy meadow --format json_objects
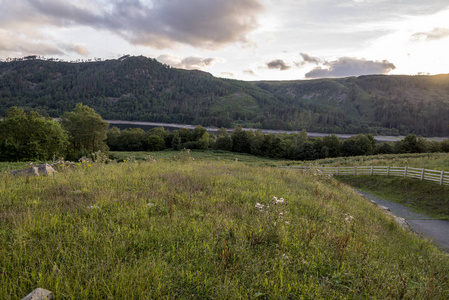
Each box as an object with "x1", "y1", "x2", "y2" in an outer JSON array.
[{"x1": 1, "y1": 154, "x2": 449, "y2": 298}]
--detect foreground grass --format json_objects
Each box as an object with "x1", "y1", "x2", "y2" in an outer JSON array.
[{"x1": 1, "y1": 160, "x2": 449, "y2": 299}]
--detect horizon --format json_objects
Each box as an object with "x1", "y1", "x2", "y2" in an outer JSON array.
[{"x1": 2, "y1": 54, "x2": 449, "y2": 83}]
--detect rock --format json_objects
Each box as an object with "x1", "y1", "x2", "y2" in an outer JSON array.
[
  {"x1": 21, "y1": 288, "x2": 53, "y2": 300},
  {"x1": 11, "y1": 164, "x2": 57, "y2": 177},
  {"x1": 378, "y1": 205, "x2": 390, "y2": 211}
]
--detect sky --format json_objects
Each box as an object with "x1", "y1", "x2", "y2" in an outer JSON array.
[{"x1": 1, "y1": 0, "x2": 449, "y2": 81}]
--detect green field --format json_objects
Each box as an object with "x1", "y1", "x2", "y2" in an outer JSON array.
[
  {"x1": 294, "y1": 153, "x2": 449, "y2": 220},
  {"x1": 1, "y1": 155, "x2": 449, "y2": 298}
]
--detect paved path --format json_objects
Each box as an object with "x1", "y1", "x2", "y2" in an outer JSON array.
[{"x1": 357, "y1": 191, "x2": 449, "y2": 252}]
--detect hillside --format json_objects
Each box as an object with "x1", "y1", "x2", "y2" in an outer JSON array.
[
  {"x1": 1, "y1": 56, "x2": 449, "y2": 136},
  {"x1": 1, "y1": 159, "x2": 449, "y2": 298}
]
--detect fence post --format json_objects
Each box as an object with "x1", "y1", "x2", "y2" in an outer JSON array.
[
  {"x1": 387, "y1": 166, "x2": 390, "y2": 177},
  {"x1": 404, "y1": 166, "x2": 408, "y2": 178},
  {"x1": 353, "y1": 166, "x2": 357, "y2": 176},
  {"x1": 370, "y1": 166, "x2": 374, "y2": 176},
  {"x1": 421, "y1": 168, "x2": 424, "y2": 180},
  {"x1": 441, "y1": 171, "x2": 444, "y2": 185},
  {"x1": 336, "y1": 166, "x2": 339, "y2": 175}
]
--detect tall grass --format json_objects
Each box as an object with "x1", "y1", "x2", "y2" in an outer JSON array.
[{"x1": 1, "y1": 159, "x2": 449, "y2": 298}]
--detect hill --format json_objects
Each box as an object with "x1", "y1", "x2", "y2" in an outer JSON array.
[
  {"x1": 1, "y1": 159, "x2": 449, "y2": 298},
  {"x1": 1, "y1": 56, "x2": 449, "y2": 136}
]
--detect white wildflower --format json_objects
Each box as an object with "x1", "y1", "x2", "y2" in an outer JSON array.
[
  {"x1": 255, "y1": 203, "x2": 264, "y2": 210},
  {"x1": 272, "y1": 197, "x2": 285, "y2": 205},
  {"x1": 345, "y1": 213, "x2": 354, "y2": 222},
  {"x1": 87, "y1": 205, "x2": 99, "y2": 209}
]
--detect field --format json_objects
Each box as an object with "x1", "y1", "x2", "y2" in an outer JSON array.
[
  {"x1": 292, "y1": 153, "x2": 449, "y2": 220},
  {"x1": 1, "y1": 154, "x2": 449, "y2": 298}
]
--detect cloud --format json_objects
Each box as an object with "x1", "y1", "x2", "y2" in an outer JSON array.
[
  {"x1": 266, "y1": 59, "x2": 291, "y2": 71},
  {"x1": 0, "y1": 29, "x2": 65, "y2": 56},
  {"x1": 299, "y1": 53, "x2": 321, "y2": 65},
  {"x1": 305, "y1": 57, "x2": 396, "y2": 78},
  {"x1": 220, "y1": 72, "x2": 235, "y2": 78},
  {"x1": 157, "y1": 54, "x2": 222, "y2": 70},
  {"x1": 244, "y1": 69, "x2": 257, "y2": 76},
  {"x1": 69, "y1": 45, "x2": 89, "y2": 56},
  {"x1": 0, "y1": 0, "x2": 264, "y2": 53},
  {"x1": 411, "y1": 27, "x2": 449, "y2": 42}
]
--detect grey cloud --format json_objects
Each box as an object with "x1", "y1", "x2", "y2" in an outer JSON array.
[
  {"x1": 305, "y1": 57, "x2": 396, "y2": 78},
  {"x1": 300, "y1": 53, "x2": 320, "y2": 65},
  {"x1": 1, "y1": 0, "x2": 264, "y2": 50},
  {"x1": 157, "y1": 55, "x2": 222, "y2": 70},
  {"x1": 266, "y1": 59, "x2": 291, "y2": 71},
  {"x1": 411, "y1": 28, "x2": 449, "y2": 42}
]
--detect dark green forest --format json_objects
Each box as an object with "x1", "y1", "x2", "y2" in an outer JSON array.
[{"x1": 1, "y1": 56, "x2": 449, "y2": 136}]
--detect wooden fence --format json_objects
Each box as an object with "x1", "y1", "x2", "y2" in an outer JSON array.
[{"x1": 278, "y1": 166, "x2": 449, "y2": 186}]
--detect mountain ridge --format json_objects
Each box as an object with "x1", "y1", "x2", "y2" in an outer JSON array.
[{"x1": 1, "y1": 56, "x2": 448, "y2": 136}]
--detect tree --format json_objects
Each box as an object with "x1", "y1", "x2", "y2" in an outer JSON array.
[
  {"x1": 396, "y1": 134, "x2": 428, "y2": 153},
  {"x1": 231, "y1": 126, "x2": 253, "y2": 154},
  {"x1": 341, "y1": 134, "x2": 376, "y2": 157},
  {"x1": 62, "y1": 103, "x2": 109, "y2": 157},
  {"x1": 0, "y1": 107, "x2": 68, "y2": 161},
  {"x1": 213, "y1": 128, "x2": 232, "y2": 151},
  {"x1": 145, "y1": 135, "x2": 166, "y2": 151}
]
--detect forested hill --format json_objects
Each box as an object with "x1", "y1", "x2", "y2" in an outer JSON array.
[{"x1": 1, "y1": 56, "x2": 448, "y2": 136}]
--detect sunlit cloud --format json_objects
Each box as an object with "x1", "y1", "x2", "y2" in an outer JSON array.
[
  {"x1": 411, "y1": 27, "x2": 449, "y2": 42},
  {"x1": 157, "y1": 54, "x2": 223, "y2": 70}
]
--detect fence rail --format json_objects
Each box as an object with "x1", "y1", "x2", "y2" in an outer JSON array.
[{"x1": 278, "y1": 166, "x2": 449, "y2": 186}]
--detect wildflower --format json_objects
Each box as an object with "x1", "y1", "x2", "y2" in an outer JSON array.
[
  {"x1": 255, "y1": 203, "x2": 264, "y2": 210},
  {"x1": 222, "y1": 161, "x2": 225, "y2": 164},
  {"x1": 272, "y1": 197, "x2": 285, "y2": 205},
  {"x1": 124, "y1": 159, "x2": 127, "y2": 162},
  {"x1": 345, "y1": 213, "x2": 354, "y2": 222},
  {"x1": 147, "y1": 203, "x2": 155, "y2": 207},
  {"x1": 88, "y1": 164, "x2": 92, "y2": 167},
  {"x1": 283, "y1": 254, "x2": 289, "y2": 260},
  {"x1": 76, "y1": 163, "x2": 80, "y2": 166}
]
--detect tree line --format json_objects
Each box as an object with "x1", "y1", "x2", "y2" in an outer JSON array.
[
  {"x1": 1, "y1": 104, "x2": 448, "y2": 162},
  {"x1": 107, "y1": 125, "x2": 449, "y2": 160}
]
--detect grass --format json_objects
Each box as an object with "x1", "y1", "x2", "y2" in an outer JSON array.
[
  {"x1": 298, "y1": 153, "x2": 449, "y2": 172},
  {"x1": 109, "y1": 149, "x2": 293, "y2": 167},
  {"x1": 1, "y1": 156, "x2": 449, "y2": 298},
  {"x1": 336, "y1": 176, "x2": 449, "y2": 220},
  {"x1": 292, "y1": 153, "x2": 449, "y2": 220}
]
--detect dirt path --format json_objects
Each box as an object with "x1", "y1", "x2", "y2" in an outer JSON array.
[{"x1": 357, "y1": 191, "x2": 449, "y2": 252}]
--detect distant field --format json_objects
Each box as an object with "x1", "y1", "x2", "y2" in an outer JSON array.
[
  {"x1": 109, "y1": 149, "x2": 294, "y2": 167},
  {"x1": 1, "y1": 159, "x2": 449, "y2": 298}
]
